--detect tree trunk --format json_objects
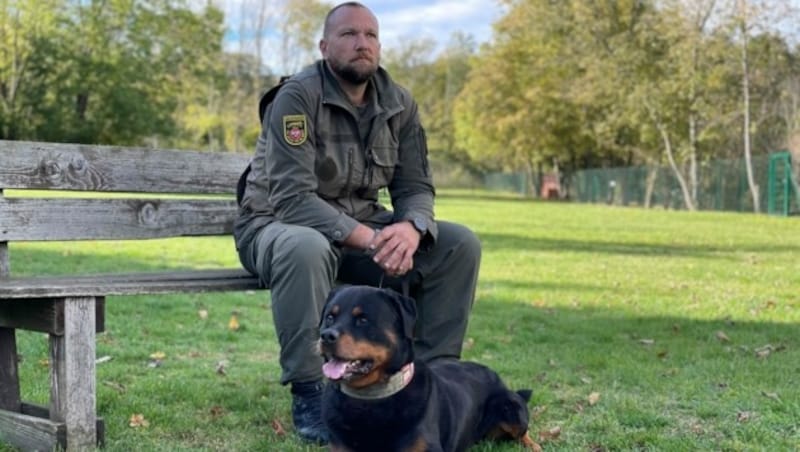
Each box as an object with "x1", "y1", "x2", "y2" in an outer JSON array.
[
  {"x1": 739, "y1": 0, "x2": 760, "y2": 212},
  {"x1": 644, "y1": 165, "x2": 658, "y2": 209},
  {"x1": 646, "y1": 101, "x2": 695, "y2": 210}
]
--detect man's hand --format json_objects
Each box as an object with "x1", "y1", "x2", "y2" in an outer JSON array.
[{"x1": 369, "y1": 221, "x2": 420, "y2": 276}]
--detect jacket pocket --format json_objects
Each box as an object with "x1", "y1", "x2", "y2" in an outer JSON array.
[{"x1": 368, "y1": 144, "x2": 398, "y2": 189}]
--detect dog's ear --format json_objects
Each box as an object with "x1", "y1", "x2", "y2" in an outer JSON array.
[
  {"x1": 516, "y1": 389, "x2": 533, "y2": 402},
  {"x1": 386, "y1": 290, "x2": 417, "y2": 339}
]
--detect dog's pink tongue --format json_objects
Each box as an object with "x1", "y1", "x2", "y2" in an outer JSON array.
[{"x1": 323, "y1": 360, "x2": 348, "y2": 380}]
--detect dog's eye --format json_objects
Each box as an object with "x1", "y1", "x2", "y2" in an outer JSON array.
[
  {"x1": 324, "y1": 314, "x2": 335, "y2": 325},
  {"x1": 355, "y1": 316, "x2": 368, "y2": 326}
]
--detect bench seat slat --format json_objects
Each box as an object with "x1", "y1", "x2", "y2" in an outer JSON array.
[
  {"x1": 0, "y1": 197, "x2": 238, "y2": 241},
  {"x1": 0, "y1": 269, "x2": 262, "y2": 299}
]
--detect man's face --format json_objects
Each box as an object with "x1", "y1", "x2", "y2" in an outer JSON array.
[{"x1": 320, "y1": 6, "x2": 381, "y2": 85}]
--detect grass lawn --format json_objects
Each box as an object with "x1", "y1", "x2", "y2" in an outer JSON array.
[{"x1": 3, "y1": 190, "x2": 800, "y2": 451}]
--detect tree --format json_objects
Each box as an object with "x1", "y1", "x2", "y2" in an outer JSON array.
[{"x1": 0, "y1": 0, "x2": 59, "y2": 139}]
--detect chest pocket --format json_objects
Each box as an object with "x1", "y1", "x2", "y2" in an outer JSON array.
[{"x1": 367, "y1": 123, "x2": 399, "y2": 189}]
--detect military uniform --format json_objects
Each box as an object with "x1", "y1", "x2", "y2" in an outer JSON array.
[{"x1": 235, "y1": 60, "x2": 481, "y2": 385}]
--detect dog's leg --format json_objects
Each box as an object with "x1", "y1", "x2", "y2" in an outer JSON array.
[{"x1": 520, "y1": 431, "x2": 543, "y2": 452}]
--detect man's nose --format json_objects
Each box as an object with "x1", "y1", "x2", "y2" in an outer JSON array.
[{"x1": 354, "y1": 33, "x2": 370, "y2": 49}]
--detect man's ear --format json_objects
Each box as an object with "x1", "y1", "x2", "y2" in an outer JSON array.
[
  {"x1": 387, "y1": 290, "x2": 417, "y2": 339},
  {"x1": 319, "y1": 38, "x2": 327, "y2": 57}
]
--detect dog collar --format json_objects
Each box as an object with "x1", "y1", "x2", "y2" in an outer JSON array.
[{"x1": 340, "y1": 362, "x2": 415, "y2": 400}]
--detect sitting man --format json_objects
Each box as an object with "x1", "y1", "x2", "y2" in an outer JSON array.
[{"x1": 234, "y1": 1, "x2": 481, "y2": 444}]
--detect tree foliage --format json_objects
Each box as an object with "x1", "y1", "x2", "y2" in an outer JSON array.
[
  {"x1": 1, "y1": 0, "x2": 798, "y2": 199},
  {"x1": 451, "y1": 0, "x2": 798, "y2": 207}
]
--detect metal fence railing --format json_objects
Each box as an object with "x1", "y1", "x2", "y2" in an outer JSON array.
[{"x1": 483, "y1": 153, "x2": 800, "y2": 215}]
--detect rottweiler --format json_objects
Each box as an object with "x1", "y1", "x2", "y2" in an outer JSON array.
[{"x1": 318, "y1": 285, "x2": 542, "y2": 452}]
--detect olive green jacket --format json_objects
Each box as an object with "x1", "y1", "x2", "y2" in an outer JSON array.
[{"x1": 234, "y1": 60, "x2": 437, "y2": 251}]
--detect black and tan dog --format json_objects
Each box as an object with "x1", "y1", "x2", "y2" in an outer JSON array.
[{"x1": 318, "y1": 285, "x2": 541, "y2": 452}]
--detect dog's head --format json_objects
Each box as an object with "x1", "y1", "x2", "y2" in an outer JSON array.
[{"x1": 318, "y1": 285, "x2": 416, "y2": 389}]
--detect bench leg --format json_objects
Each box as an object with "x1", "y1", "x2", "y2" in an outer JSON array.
[
  {"x1": 0, "y1": 327, "x2": 21, "y2": 413},
  {"x1": 50, "y1": 296, "x2": 97, "y2": 451}
]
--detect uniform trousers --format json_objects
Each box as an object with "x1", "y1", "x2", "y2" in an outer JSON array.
[{"x1": 237, "y1": 220, "x2": 481, "y2": 385}]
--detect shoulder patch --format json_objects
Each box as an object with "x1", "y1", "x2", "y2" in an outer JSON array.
[{"x1": 283, "y1": 115, "x2": 307, "y2": 146}]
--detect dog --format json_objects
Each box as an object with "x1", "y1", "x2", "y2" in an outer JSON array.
[{"x1": 318, "y1": 285, "x2": 541, "y2": 452}]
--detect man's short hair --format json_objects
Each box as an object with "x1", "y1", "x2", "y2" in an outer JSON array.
[{"x1": 322, "y1": 2, "x2": 371, "y2": 38}]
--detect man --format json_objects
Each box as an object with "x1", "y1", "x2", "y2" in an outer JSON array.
[{"x1": 234, "y1": 2, "x2": 481, "y2": 444}]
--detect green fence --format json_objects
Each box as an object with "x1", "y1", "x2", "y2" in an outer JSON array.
[{"x1": 483, "y1": 153, "x2": 800, "y2": 215}]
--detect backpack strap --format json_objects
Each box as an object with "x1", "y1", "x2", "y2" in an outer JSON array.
[
  {"x1": 258, "y1": 75, "x2": 292, "y2": 123},
  {"x1": 238, "y1": 75, "x2": 293, "y2": 206}
]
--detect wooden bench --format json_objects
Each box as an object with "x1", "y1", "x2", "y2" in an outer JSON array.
[{"x1": 0, "y1": 140, "x2": 262, "y2": 451}]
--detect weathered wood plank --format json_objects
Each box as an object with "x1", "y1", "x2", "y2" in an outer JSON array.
[
  {"x1": 0, "y1": 242, "x2": 8, "y2": 278},
  {"x1": 0, "y1": 269, "x2": 262, "y2": 299},
  {"x1": 0, "y1": 298, "x2": 105, "y2": 335},
  {"x1": 0, "y1": 328, "x2": 21, "y2": 412},
  {"x1": 0, "y1": 407, "x2": 64, "y2": 451},
  {"x1": 17, "y1": 403, "x2": 104, "y2": 449},
  {"x1": 0, "y1": 140, "x2": 251, "y2": 194},
  {"x1": 50, "y1": 297, "x2": 96, "y2": 451},
  {"x1": 0, "y1": 197, "x2": 238, "y2": 241}
]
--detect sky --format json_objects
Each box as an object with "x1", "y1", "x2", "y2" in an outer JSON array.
[
  {"x1": 211, "y1": 0, "x2": 505, "y2": 71},
  {"x1": 365, "y1": 0, "x2": 504, "y2": 50}
]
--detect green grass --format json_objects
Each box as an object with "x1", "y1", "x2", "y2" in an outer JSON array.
[{"x1": 4, "y1": 190, "x2": 800, "y2": 451}]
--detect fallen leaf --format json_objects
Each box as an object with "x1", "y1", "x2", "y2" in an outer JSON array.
[
  {"x1": 736, "y1": 411, "x2": 752, "y2": 423},
  {"x1": 38, "y1": 359, "x2": 49, "y2": 367},
  {"x1": 463, "y1": 338, "x2": 475, "y2": 350},
  {"x1": 96, "y1": 355, "x2": 113, "y2": 364},
  {"x1": 530, "y1": 405, "x2": 547, "y2": 420},
  {"x1": 228, "y1": 314, "x2": 240, "y2": 331},
  {"x1": 755, "y1": 345, "x2": 773, "y2": 359},
  {"x1": 209, "y1": 405, "x2": 225, "y2": 419},
  {"x1": 198, "y1": 309, "x2": 209, "y2": 320},
  {"x1": 761, "y1": 391, "x2": 781, "y2": 403},
  {"x1": 588, "y1": 392, "x2": 601, "y2": 406},
  {"x1": 271, "y1": 418, "x2": 287, "y2": 437},
  {"x1": 103, "y1": 381, "x2": 127, "y2": 393},
  {"x1": 129, "y1": 413, "x2": 149, "y2": 428},
  {"x1": 656, "y1": 350, "x2": 669, "y2": 359},
  {"x1": 216, "y1": 360, "x2": 228, "y2": 376},
  {"x1": 580, "y1": 376, "x2": 592, "y2": 385},
  {"x1": 715, "y1": 331, "x2": 730, "y2": 342},
  {"x1": 147, "y1": 352, "x2": 165, "y2": 368},
  {"x1": 639, "y1": 339, "x2": 655, "y2": 346},
  {"x1": 538, "y1": 426, "x2": 561, "y2": 441}
]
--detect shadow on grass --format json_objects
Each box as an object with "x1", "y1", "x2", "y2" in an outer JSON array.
[
  {"x1": 477, "y1": 231, "x2": 799, "y2": 258},
  {"x1": 466, "y1": 295, "x2": 800, "y2": 414}
]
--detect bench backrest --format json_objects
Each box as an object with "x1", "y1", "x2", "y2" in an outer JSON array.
[{"x1": 0, "y1": 140, "x2": 251, "y2": 277}]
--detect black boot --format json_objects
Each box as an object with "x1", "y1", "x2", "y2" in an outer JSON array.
[{"x1": 290, "y1": 380, "x2": 329, "y2": 444}]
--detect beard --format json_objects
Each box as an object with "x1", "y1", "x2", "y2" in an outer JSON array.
[{"x1": 328, "y1": 56, "x2": 378, "y2": 85}]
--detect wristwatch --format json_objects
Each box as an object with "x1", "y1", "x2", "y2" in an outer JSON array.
[{"x1": 411, "y1": 217, "x2": 427, "y2": 237}]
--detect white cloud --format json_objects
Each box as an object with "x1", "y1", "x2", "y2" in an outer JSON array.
[
  {"x1": 374, "y1": 0, "x2": 502, "y2": 49},
  {"x1": 205, "y1": 0, "x2": 503, "y2": 72}
]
